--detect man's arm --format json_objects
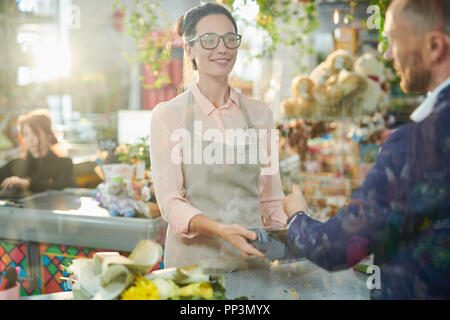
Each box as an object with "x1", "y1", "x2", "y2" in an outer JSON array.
[{"x1": 287, "y1": 129, "x2": 406, "y2": 271}]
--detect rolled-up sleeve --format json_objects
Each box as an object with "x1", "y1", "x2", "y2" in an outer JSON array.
[
  {"x1": 260, "y1": 175, "x2": 287, "y2": 227},
  {"x1": 150, "y1": 103, "x2": 203, "y2": 238},
  {"x1": 259, "y1": 106, "x2": 288, "y2": 227}
]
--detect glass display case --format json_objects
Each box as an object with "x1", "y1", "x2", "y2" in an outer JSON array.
[{"x1": 0, "y1": 188, "x2": 166, "y2": 295}]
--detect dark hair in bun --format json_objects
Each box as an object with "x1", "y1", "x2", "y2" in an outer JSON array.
[{"x1": 177, "y1": 2, "x2": 237, "y2": 37}]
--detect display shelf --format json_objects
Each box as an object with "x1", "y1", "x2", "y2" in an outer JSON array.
[
  {"x1": 279, "y1": 112, "x2": 375, "y2": 222},
  {"x1": 281, "y1": 169, "x2": 361, "y2": 222}
]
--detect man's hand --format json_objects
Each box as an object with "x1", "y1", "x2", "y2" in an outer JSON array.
[
  {"x1": 1, "y1": 176, "x2": 30, "y2": 191},
  {"x1": 283, "y1": 184, "x2": 309, "y2": 218},
  {"x1": 218, "y1": 224, "x2": 266, "y2": 259}
]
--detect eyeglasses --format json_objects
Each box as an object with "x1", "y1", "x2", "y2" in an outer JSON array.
[{"x1": 188, "y1": 32, "x2": 242, "y2": 50}]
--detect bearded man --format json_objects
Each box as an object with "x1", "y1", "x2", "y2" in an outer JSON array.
[{"x1": 252, "y1": 0, "x2": 450, "y2": 300}]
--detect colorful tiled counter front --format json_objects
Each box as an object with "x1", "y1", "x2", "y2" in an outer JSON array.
[{"x1": 0, "y1": 189, "x2": 167, "y2": 297}]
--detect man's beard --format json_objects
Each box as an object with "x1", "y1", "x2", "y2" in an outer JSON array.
[{"x1": 397, "y1": 51, "x2": 431, "y2": 94}]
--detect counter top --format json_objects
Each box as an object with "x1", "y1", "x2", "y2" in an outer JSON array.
[
  {"x1": 0, "y1": 189, "x2": 167, "y2": 251},
  {"x1": 21, "y1": 258, "x2": 371, "y2": 300},
  {"x1": 8, "y1": 189, "x2": 371, "y2": 300},
  {"x1": 223, "y1": 259, "x2": 371, "y2": 300}
]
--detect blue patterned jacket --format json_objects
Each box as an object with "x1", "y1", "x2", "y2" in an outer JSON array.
[{"x1": 287, "y1": 85, "x2": 450, "y2": 299}]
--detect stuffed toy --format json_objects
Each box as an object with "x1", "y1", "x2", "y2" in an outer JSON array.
[
  {"x1": 334, "y1": 69, "x2": 368, "y2": 116},
  {"x1": 354, "y1": 52, "x2": 389, "y2": 114},
  {"x1": 335, "y1": 69, "x2": 367, "y2": 97},
  {"x1": 313, "y1": 84, "x2": 343, "y2": 116},
  {"x1": 308, "y1": 50, "x2": 356, "y2": 116},
  {"x1": 311, "y1": 50, "x2": 369, "y2": 117},
  {"x1": 326, "y1": 49, "x2": 355, "y2": 73},
  {"x1": 309, "y1": 50, "x2": 353, "y2": 86},
  {"x1": 327, "y1": 49, "x2": 354, "y2": 69},
  {"x1": 309, "y1": 61, "x2": 329, "y2": 86},
  {"x1": 291, "y1": 76, "x2": 318, "y2": 118},
  {"x1": 106, "y1": 176, "x2": 135, "y2": 217},
  {"x1": 324, "y1": 49, "x2": 355, "y2": 87},
  {"x1": 133, "y1": 180, "x2": 156, "y2": 203},
  {"x1": 280, "y1": 97, "x2": 299, "y2": 118},
  {"x1": 284, "y1": 50, "x2": 382, "y2": 119}
]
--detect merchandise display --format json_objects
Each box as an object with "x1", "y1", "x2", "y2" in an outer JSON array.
[
  {"x1": 278, "y1": 49, "x2": 392, "y2": 222},
  {"x1": 281, "y1": 50, "x2": 389, "y2": 119},
  {"x1": 278, "y1": 113, "x2": 389, "y2": 221}
]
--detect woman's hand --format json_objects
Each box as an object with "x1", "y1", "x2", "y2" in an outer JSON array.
[
  {"x1": 283, "y1": 184, "x2": 309, "y2": 218},
  {"x1": 189, "y1": 214, "x2": 265, "y2": 258},
  {"x1": 218, "y1": 224, "x2": 266, "y2": 259},
  {"x1": 1, "y1": 176, "x2": 30, "y2": 191}
]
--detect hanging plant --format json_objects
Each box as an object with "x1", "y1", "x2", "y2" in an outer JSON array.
[
  {"x1": 112, "y1": 0, "x2": 319, "y2": 88},
  {"x1": 221, "y1": 0, "x2": 319, "y2": 61},
  {"x1": 111, "y1": 0, "x2": 174, "y2": 89},
  {"x1": 369, "y1": 0, "x2": 390, "y2": 54}
]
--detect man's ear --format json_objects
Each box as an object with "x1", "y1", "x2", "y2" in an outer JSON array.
[{"x1": 426, "y1": 31, "x2": 447, "y2": 64}]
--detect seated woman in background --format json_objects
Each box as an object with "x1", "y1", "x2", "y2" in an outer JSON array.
[{"x1": 0, "y1": 109, "x2": 77, "y2": 194}]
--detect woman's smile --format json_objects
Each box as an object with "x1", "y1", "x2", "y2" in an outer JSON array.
[{"x1": 210, "y1": 57, "x2": 232, "y2": 66}]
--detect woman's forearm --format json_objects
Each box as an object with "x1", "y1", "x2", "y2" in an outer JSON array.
[{"x1": 188, "y1": 214, "x2": 224, "y2": 238}]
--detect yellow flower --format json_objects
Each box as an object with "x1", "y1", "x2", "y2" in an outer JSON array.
[
  {"x1": 120, "y1": 276, "x2": 159, "y2": 300},
  {"x1": 152, "y1": 278, "x2": 179, "y2": 300},
  {"x1": 178, "y1": 282, "x2": 213, "y2": 300}
]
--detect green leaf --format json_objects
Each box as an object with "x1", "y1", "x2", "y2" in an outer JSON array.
[{"x1": 353, "y1": 264, "x2": 370, "y2": 274}]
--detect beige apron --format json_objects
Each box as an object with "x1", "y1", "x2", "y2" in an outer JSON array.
[{"x1": 164, "y1": 90, "x2": 268, "y2": 273}]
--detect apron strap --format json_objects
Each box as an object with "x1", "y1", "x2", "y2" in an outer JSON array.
[{"x1": 238, "y1": 98, "x2": 256, "y2": 130}]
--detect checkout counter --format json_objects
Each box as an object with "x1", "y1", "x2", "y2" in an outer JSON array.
[
  {"x1": 0, "y1": 188, "x2": 372, "y2": 300},
  {"x1": 21, "y1": 258, "x2": 372, "y2": 300},
  {"x1": 8, "y1": 189, "x2": 372, "y2": 300},
  {"x1": 0, "y1": 188, "x2": 167, "y2": 296}
]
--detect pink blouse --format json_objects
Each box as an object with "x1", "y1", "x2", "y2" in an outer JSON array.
[{"x1": 150, "y1": 83, "x2": 287, "y2": 238}]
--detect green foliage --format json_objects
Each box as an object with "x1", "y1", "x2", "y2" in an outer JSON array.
[
  {"x1": 118, "y1": 136, "x2": 151, "y2": 169},
  {"x1": 111, "y1": 0, "x2": 173, "y2": 89},
  {"x1": 110, "y1": 0, "x2": 319, "y2": 87},
  {"x1": 209, "y1": 276, "x2": 228, "y2": 300},
  {"x1": 224, "y1": 0, "x2": 319, "y2": 59},
  {"x1": 370, "y1": 0, "x2": 390, "y2": 56},
  {"x1": 353, "y1": 263, "x2": 370, "y2": 274},
  {"x1": 369, "y1": 0, "x2": 401, "y2": 89}
]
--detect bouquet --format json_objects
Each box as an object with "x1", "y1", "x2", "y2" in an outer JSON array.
[{"x1": 61, "y1": 240, "x2": 227, "y2": 300}]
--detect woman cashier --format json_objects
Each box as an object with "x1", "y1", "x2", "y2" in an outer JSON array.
[{"x1": 150, "y1": 3, "x2": 298, "y2": 272}]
